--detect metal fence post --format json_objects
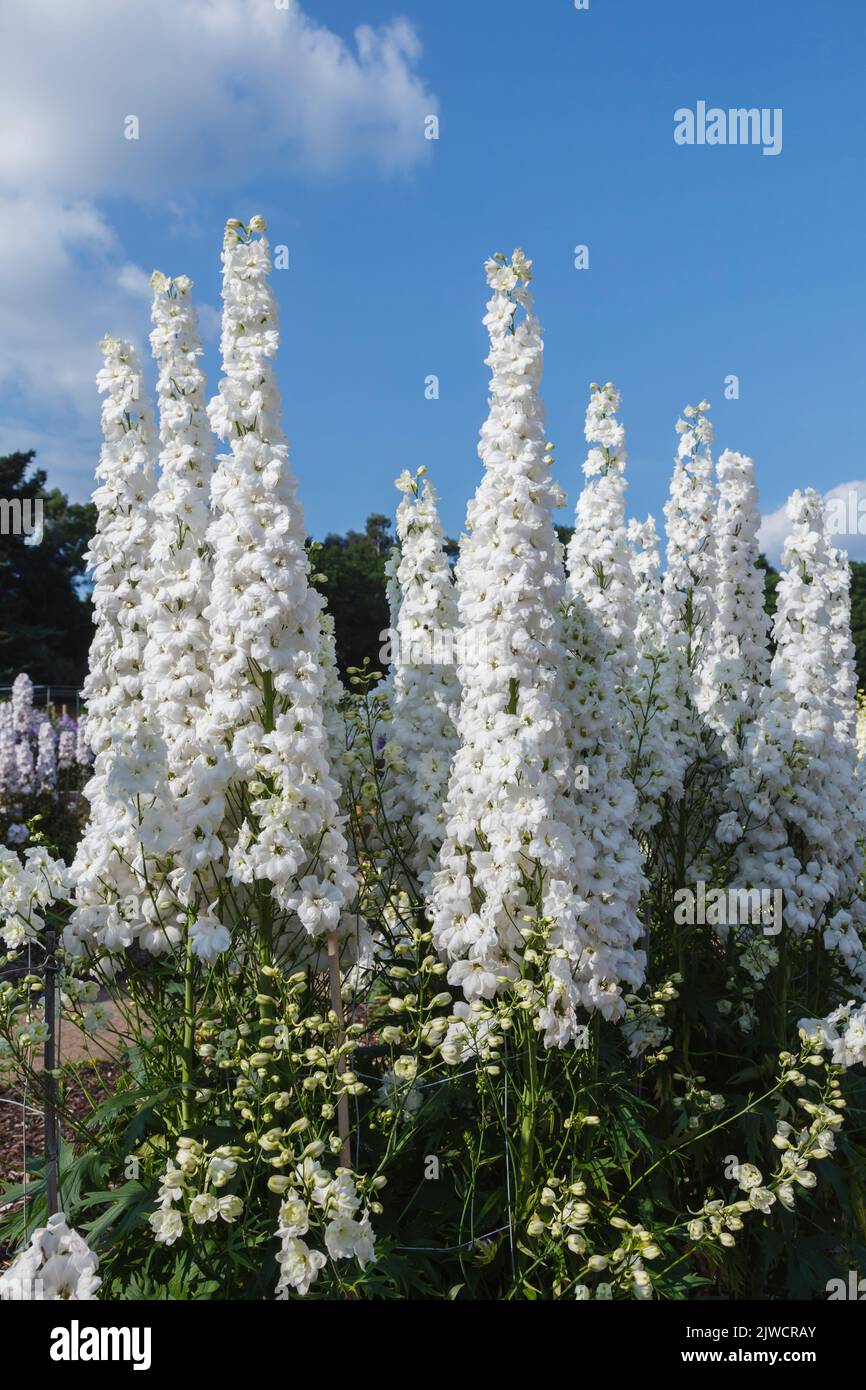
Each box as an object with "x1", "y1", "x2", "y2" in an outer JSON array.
[{"x1": 43, "y1": 925, "x2": 60, "y2": 1216}]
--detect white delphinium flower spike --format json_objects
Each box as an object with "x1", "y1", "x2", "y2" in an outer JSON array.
[
  {"x1": 738, "y1": 490, "x2": 866, "y2": 975},
  {"x1": 427, "y1": 250, "x2": 640, "y2": 1042},
  {"x1": 0, "y1": 703, "x2": 17, "y2": 801},
  {"x1": 626, "y1": 516, "x2": 687, "y2": 829},
  {"x1": 67, "y1": 337, "x2": 161, "y2": 959},
  {"x1": 35, "y1": 718, "x2": 57, "y2": 795},
  {"x1": 0, "y1": 1212, "x2": 100, "y2": 1301},
  {"x1": 566, "y1": 382, "x2": 637, "y2": 691},
  {"x1": 199, "y1": 217, "x2": 355, "y2": 953},
  {"x1": 144, "y1": 271, "x2": 220, "y2": 902},
  {"x1": 697, "y1": 449, "x2": 770, "y2": 758},
  {"x1": 561, "y1": 592, "x2": 648, "y2": 1030},
  {"x1": 11, "y1": 673, "x2": 33, "y2": 735},
  {"x1": 387, "y1": 467, "x2": 460, "y2": 875},
  {"x1": 662, "y1": 402, "x2": 718, "y2": 761}
]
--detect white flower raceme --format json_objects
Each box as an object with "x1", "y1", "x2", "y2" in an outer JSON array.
[
  {"x1": 566, "y1": 383, "x2": 637, "y2": 691},
  {"x1": 11, "y1": 673, "x2": 33, "y2": 735},
  {"x1": 561, "y1": 594, "x2": 647, "y2": 1032},
  {"x1": 0, "y1": 844, "x2": 69, "y2": 949},
  {"x1": 67, "y1": 337, "x2": 159, "y2": 959},
  {"x1": 198, "y1": 218, "x2": 355, "y2": 951},
  {"x1": 141, "y1": 272, "x2": 219, "y2": 899},
  {"x1": 387, "y1": 468, "x2": 460, "y2": 873},
  {"x1": 662, "y1": 402, "x2": 718, "y2": 761},
  {"x1": 35, "y1": 717, "x2": 57, "y2": 794},
  {"x1": 274, "y1": 1157, "x2": 376, "y2": 1297},
  {"x1": 737, "y1": 490, "x2": 866, "y2": 965},
  {"x1": 697, "y1": 449, "x2": 770, "y2": 757},
  {"x1": 566, "y1": 382, "x2": 681, "y2": 835},
  {"x1": 0, "y1": 1212, "x2": 100, "y2": 1300},
  {"x1": 427, "y1": 251, "x2": 639, "y2": 1041},
  {"x1": 856, "y1": 692, "x2": 866, "y2": 761},
  {"x1": 800, "y1": 1001, "x2": 866, "y2": 1068},
  {"x1": 75, "y1": 716, "x2": 92, "y2": 769},
  {"x1": 150, "y1": 1138, "x2": 245, "y2": 1245},
  {"x1": 626, "y1": 516, "x2": 687, "y2": 826},
  {"x1": 57, "y1": 723, "x2": 76, "y2": 771},
  {"x1": 0, "y1": 703, "x2": 17, "y2": 801}
]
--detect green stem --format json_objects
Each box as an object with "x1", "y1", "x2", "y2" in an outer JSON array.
[{"x1": 180, "y1": 929, "x2": 196, "y2": 1132}]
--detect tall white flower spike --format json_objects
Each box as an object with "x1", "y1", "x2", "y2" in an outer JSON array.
[
  {"x1": 67, "y1": 337, "x2": 162, "y2": 958},
  {"x1": 387, "y1": 467, "x2": 460, "y2": 874},
  {"x1": 428, "y1": 251, "x2": 645, "y2": 1044},
  {"x1": 199, "y1": 217, "x2": 355, "y2": 955},
  {"x1": 698, "y1": 449, "x2": 770, "y2": 758}
]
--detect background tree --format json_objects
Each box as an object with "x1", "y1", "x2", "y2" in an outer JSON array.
[
  {"x1": 0, "y1": 450, "x2": 96, "y2": 686},
  {"x1": 310, "y1": 517, "x2": 395, "y2": 674}
]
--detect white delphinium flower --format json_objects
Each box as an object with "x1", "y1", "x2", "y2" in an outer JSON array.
[
  {"x1": 274, "y1": 1160, "x2": 376, "y2": 1296},
  {"x1": 35, "y1": 718, "x2": 57, "y2": 795},
  {"x1": 66, "y1": 337, "x2": 159, "y2": 959},
  {"x1": 387, "y1": 467, "x2": 460, "y2": 874},
  {"x1": 827, "y1": 542, "x2": 859, "y2": 746},
  {"x1": 11, "y1": 673, "x2": 33, "y2": 735},
  {"x1": 662, "y1": 402, "x2": 718, "y2": 759},
  {"x1": 143, "y1": 271, "x2": 219, "y2": 899},
  {"x1": 199, "y1": 217, "x2": 355, "y2": 951},
  {"x1": 0, "y1": 703, "x2": 17, "y2": 801},
  {"x1": 566, "y1": 382, "x2": 637, "y2": 692},
  {"x1": 561, "y1": 594, "x2": 648, "y2": 1030},
  {"x1": 14, "y1": 738, "x2": 34, "y2": 795},
  {"x1": 0, "y1": 1212, "x2": 100, "y2": 1300},
  {"x1": 150, "y1": 1139, "x2": 245, "y2": 1245},
  {"x1": 57, "y1": 726, "x2": 76, "y2": 771},
  {"x1": 626, "y1": 516, "x2": 687, "y2": 827},
  {"x1": 856, "y1": 693, "x2": 866, "y2": 761},
  {"x1": 738, "y1": 490, "x2": 866, "y2": 965},
  {"x1": 75, "y1": 715, "x2": 92, "y2": 769},
  {"x1": 800, "y1": 1001, "x2": 866, "y2": 1068},
  {"x1": 79, "y1": 337, "x2": 157, "y2": 757},
  {"x1": 697, "y1": 449, "x2": 770, "y2": 758},
  {"x1": 428, "y1": 250, "x2": 638, "y2": 1040}
]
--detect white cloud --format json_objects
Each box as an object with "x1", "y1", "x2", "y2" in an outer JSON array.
[
  {"x1": 0, "y1": 0, "x2": 436, "y2": 199},
  {"x1": 0, "y1": 0, "x2": 436, "y2": 499},
  {"x1": 0, "y1": 195, "x2": 150, "y2": 418},
  {"x1": 759, "y1": 480, "x2": 866, "y2": 565},
  {"x1": 116, "y1": 264, "x2": 155, "y2": 301}
]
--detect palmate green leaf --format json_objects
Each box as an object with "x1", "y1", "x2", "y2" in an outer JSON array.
[{"x1": 76, "y1": 1180, "x2": 152, "y2": 1244}]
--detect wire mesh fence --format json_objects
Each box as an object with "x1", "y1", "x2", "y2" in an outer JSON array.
[{"x1": 0, "y1": 685, "x2": 83, "y2": 716}]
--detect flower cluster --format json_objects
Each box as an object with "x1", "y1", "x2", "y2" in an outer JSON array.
[
  {"x1": 385, "y1": 467, "x2": 460, "y2": 874},
  {"x1": 67, "y1": 333, "x2": 158, "y2": 956},
  {"x1": 141, "y1": 271, "x2": 217, "y2": 897},
  {"x1": 621, "y1": 977, "x2": 679, "y2": 1059},
  {"x1": 698, "y1": 449, "x2": 771, "y2": 757},
  {"x1": 200, "y1": 218, "x2": 355, "y2": 949},
  {"x1": 626, "y1": 515, "x2": 687, "y2": 825},
  {"x1": 150, "y1": 1138, "x2": 246, "y2": 1245},
  {"x1": 0, "y1": 844, "x2": 69, "y2": 950},
  {"x1": 427, "y1": 252, "x2": 645, "y2": 1042},
  {"x1": 0, "y1": 675, "x2": 91, "y2": 848},
  {"x1": 736, "y1": 491, "x2": 866, "y2": 970},
  {"x1": 0, "y1": 1213, "x2": 100, "y2": 1300},
  {"x1": 275, "y1": 1157, "x2": 377, "y2": 1297},
  {"x1": 800, "y1": 1001, "x2": 866, "y2": 1067}
]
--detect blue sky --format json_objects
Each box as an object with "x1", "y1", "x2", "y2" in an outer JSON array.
[{"x1": 1, "y1": 0, "x2": 864, "y2": 559}]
